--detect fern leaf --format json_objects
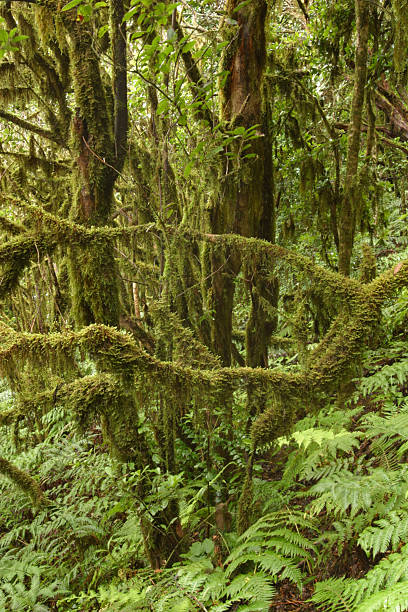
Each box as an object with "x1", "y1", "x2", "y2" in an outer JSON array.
[
  {"x1": 357, "y1": 580, "x2": 408, "y2": 612},
  {"x1": 311, "y1": 576, "x2": 357, "y2": 611},
  {"x1": 222, "y1": 572, "x2": 276, "y2": 604}
]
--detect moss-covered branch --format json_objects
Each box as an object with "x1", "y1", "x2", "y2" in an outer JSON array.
[
  {"x1": 0, "y1": 215, "x2": 26, "y2": 235},
  {"x1": 0, "y1": 406, "x2": 21, "y2": 426},
  {"x1": 18, "y1": 204, "x2": 361, "y2": 304},
  {"x1": 2, "y1": 253, "x2": 407, "y2": 400},
  {"x1": 0, "y1": 322, "x2": 301, "y2": 393},
  {"x1": 0, "y1": 455, "x2": 47, "y2": 507},
  {"x1": 4, "y1": 207, "x2": 408, "y2": 338},
  {"x1": 0, "y1": 232, "x2": 58, "y2": 298},
  {"x1": 0, "y1": 110, "x2": 66, "y2": 147}
]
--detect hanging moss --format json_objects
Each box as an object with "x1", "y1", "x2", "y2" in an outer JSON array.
[
  {"x1": 0, "y1": 232, "x2": 58, "y2": 299},
  {"x1": 151, "y1": 300, "x2": 220, "y2": 370},
  {"x1": 299, "y1": 155, "x2": 316, "y2": 196},
  {"x1": 1, "y1": 231, "x2": 407, "y2": 388},
  {"x1": 0, "y1": 87, "x2": 35, "y2": 106},
  {"x1": 0, "y1": 406, "x2": 21, "y2": 427},
  {"x1": 14, "y1": 201, "x2": 366, "y2": 309},
  {"x1": 0, "y1": 61, "x2": 17, "y2": 82},
  {"x1": 33, "y1": 6, "x2": 55, "y2": 48}
]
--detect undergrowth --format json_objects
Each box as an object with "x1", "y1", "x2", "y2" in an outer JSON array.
[{"x1": 2, "y1": 299, "x2": 408, "y2": 610}]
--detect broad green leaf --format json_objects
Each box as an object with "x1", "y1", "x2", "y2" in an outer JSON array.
[
  {"x1": 61, "y1": 0, "x2": 83, "y2": 11},
  {"x1": 98, "y1": 25, "x2": 109, "y2": 38},
  {"x1": 156, "y1": 98, "x2": 169, "y2": 115},
  {"x1": 184, "y1": 160, "x2": 193, "y2": 178},
  {"x1": 182, "y1": 41, "x2": 195, "y2": 54}
]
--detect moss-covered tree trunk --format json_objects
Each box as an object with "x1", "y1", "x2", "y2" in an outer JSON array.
[
  {"x1": 62, "y1": 8, "x2": 182, "y2": 568},
  {"x1": 245, "y1": 97, "x2": 279, "y2": 416},
  {"x1": 210, "y1": 0, "x2": 270, "y2": 366},
  {"x1": 66, "y1": 13, "x2": 120, "y2": 326},
  {"x1": 65, "y1": 7, "x2": 131, "y2": 460},
  {"x1": 338, "y1": 0, "x2": 370, "y2": 276}
]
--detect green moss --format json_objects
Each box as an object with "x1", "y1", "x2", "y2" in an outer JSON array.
[
  {"x1": 0, "y1": 455, "x2": 47, "y2": 508},
  {"x1": 237, "y1": 473, "x2": 254, "y2": 535},
  {"x1": 0, "y1": 406, "x2": 21, "y2": 427},
  {"x1": 391, "y1": 0, "x2": 408, "y2": 76},
  {"x1": 0, "y1": 232, "x2": 58, "y2": 299},
  {"x1": 359, "y1": 243, "x2": 377, "y2": 283}
]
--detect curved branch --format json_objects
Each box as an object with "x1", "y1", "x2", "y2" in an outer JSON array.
[
  {"x1": 0, "y1": 456, "x2": 47, "y2": 508},
  {"x1": 0, "y1": 110, "x2": 66, "y2": 147},
  {"x1": 18, "y1": 203, "x2": 362, "y2": 304},
  {"x1": 0, "y1": 231, "x2": 58, "y2": 298}
]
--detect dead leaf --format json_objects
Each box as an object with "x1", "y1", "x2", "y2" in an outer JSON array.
[{"x1": 393, "y1": 262, "x2": 403, "y2": 275}]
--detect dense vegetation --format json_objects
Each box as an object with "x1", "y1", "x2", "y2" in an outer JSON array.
[{"x1": 1, "y1": 0, "x2": 408, "y2": 609}]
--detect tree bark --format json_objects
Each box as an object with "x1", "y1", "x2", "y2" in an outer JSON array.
[
  {"x1": 210, "y1": 0, "x2": 269, "y2": 366},
  {"x1": 338, "y1": 0, "x2": 370, "y2": 276}
]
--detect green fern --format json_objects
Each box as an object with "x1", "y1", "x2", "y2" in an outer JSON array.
[
  {"x1": 222, "y1": 572, "x2": 276, "y2": 602},
  {"x1": 277, "y1": 422, "x2": 363, "y2": 487},
  {"x1": 308, "y1": 469, "x2": 396, "y2": 517},
  {"x1": 363, "y1": 407, "x2": 408, "y2": 460},
  {"x1": 356, "y1": 359, "x2": 408, "y2": 400},
  {"x1": 357, "y1": 581, "x2": 408, "y2": 612},
  {"x1": 93, "y1": 510, "x2": 315, "y2": 610},
  {"x1": 358, "y1": 512, "x2": 408, "y2": 558},
  {"x1": 289, "y1": 428, "x2": 361, "y2": 454},
  {"x1": 312, "y1": 545, "x2": 408, "y2": 610}
]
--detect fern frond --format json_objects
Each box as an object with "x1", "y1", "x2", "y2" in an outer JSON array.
[
  {"x1": 224, "y1": 551, "x2": 285, "y2": 578},
  {"x1": 358, "y1": 512, "x2": 408, "y2": 557},
  {"x1": 357, "y1": 580, "x2": 408, "y2": 612},
  {"x1": 357, "y1": 359, "x2": 408, "y2": 399},
  {"x1": 308, "y1": 469, "x2": 393, "y2": 517},
  {"x1": 312, "y1": 545, "x2": 408, "y2": 610},
  {"x1": 222, "y1": 571, "x2": 276, "y2": 603},
  {"x1": 311, "y1": 576, "x2": 356, "y2": 611}
]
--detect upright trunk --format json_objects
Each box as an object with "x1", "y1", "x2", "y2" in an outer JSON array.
[
  {"x1": 63, "y1": 8, "x2": 181, "y2": 568},
  {"x1": 67, "y1": 15, "x2": 119, "y2": 326},
  {"x1": 245, "y1": 94, "x2": 279, "y2": 415},
  {"x1": 338, "y1": 0, "x2": 370, "y2": 276},
  {"x1": 210, "y1": 0, "x2": 269, "y2": 366}
]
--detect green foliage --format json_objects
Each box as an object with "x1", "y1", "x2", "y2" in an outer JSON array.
[
  {"x1": 1, "y1": 1, "x2": 408, "y2": 610},
  {"x1": 86, "y1": 509, "x2": 315, "y2": 611},
  {"x1": 358, "y1": 512, "x2": 408, "y2": 558},
  {"x1": 312, "y1": 546, "x2": 408, "y2": 611},
  {"x1": 0, "y1": 18, "x2": 28, "y2": 59},
  {"x1": 0, "y1": 409, "x2": 144, "y2": 611}
]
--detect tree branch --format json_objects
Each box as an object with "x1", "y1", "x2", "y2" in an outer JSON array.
[
  {"x1": 0, "y1": 455, "x2": 47, "y2": 507},
  {"x1": 173, "y1": 14, "x2": 213, "y2": 125},
  {"x1": 0, "y1": 110, "x2": 66, "y2": 147}
]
